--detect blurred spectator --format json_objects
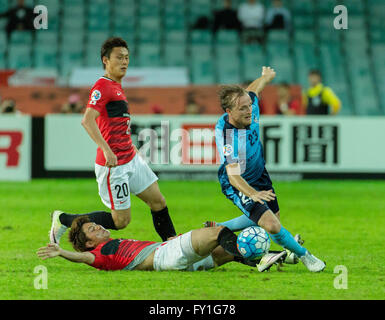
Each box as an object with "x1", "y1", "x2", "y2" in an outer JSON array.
[
  {"x1": 0, "y1": 0, "x2": 35, "y2": 40},
  {"x1": 61, "y1": 94, "x2": 84, "y2": 114},
  {"x1": 0, "y1": 98, "x2": 19, "y2": 114},
  {"x1": 237, "y1": 0, "x2": 265, "y2": 43},
  {"x1": 303, "y1": 70, "x2": 341, "y2": 115},
  {"x1": 151, "y1": 104, "x2": 163, "y2": 114},
  {"x1": 212, "y1": 0, "x2": 242, "y2": 34},
  {"x1": 192, "y1": 16, "x2": 211, "y2": 30},
  {"x1": 276, "y1": 82, "x2": 301, "y2": 115},
  {"x1": 184, "y1": 91, "x2": 205, "y2": 114},
  {"x1": 265, "y1": 0, "x2": 292, "y2": 32}
]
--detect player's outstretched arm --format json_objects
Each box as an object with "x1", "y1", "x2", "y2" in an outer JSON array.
[
  {"x1": 226, "y1": 163, "x2": 276, "y2": 204},
  {"x1": 37, "y1": 243, "x2": 95, "y2": 265},
  {"x1": 246, "y1": 66, "x2": 276, "y2": 97}
]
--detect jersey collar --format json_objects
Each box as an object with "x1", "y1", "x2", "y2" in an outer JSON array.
[{"x1": 224, "y1": 114, "x2": 251, "y2": 130}]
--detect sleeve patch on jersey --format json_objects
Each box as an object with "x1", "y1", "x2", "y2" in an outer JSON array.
[
  {"x1": 91, "y1": 90, "x2": 102, "y2": 101},
  {"x1": 223, "y1": 144, "x2": 233, "y2": 156}
]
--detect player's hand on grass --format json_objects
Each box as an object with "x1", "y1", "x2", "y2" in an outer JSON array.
[
  {"x1": 37, "y1": 243, "x2": 61, "y2": 260},
  {"x1": 103, "y1": 149, "x2": 118, "y2": 167},
  {"x1": 261, "y1": 66, "x2": 276, "y2": 84},
  {"x1": 250, "y1": 189, "x2": 276, "y2": 204}
]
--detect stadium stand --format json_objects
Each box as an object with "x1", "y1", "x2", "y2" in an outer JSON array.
[{"x1": 0, "y1": 0, "x2": 384, "y2": 115}]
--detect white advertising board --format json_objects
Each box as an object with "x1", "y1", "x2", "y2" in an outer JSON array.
[
  {"x1": 0, "y1": 115, "x2": 31, "y2": 181},
  {"x1": 44, "y1": 114, "x2": 96, "y2": 170},
  {"x1": 44, "y1": 115, "x2": 385, "y2": 174}
]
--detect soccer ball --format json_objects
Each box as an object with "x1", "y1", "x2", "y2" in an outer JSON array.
[{"x1": 237, "y1": 226, "x2": 270, "y2": 259}]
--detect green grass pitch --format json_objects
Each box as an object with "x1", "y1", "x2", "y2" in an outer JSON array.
[{"x1": 0, "y1": 179, "x2": 384, "y2": 300}]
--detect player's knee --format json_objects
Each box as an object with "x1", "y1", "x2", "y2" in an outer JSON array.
[
  {"x1": 214, "y1": 226, "x2": 225, "y2": 238},
  {"x1": 208, "y1": 226, "x2": 224, "y2": 242},
  {"x1": 149, "y1": 194, "x2": 166, "y2": 211},
  {"x1": 115, "y1": 215, "x2": 131, "y2": 229},
  {"x1": 112, "y1": 210, "x2": 131, "y2": 229},
  {"x1": 264, "y1": 220, "x2": 281, "y2": 235}
]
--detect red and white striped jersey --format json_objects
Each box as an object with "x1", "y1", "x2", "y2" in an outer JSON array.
[
  {"x1": 86, "y1": 76, "x2": 136, "y2": 166},
  {"x1": 90, "y1": 238, "x2": 159, "y2": 271}
]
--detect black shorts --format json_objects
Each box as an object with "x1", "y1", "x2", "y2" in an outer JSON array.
[{"x1": 227, "y1": 167, "x2": 279, "y2": 223}]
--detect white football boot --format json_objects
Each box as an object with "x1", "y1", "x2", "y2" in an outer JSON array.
[
  {"x1": 284, "y1": 234, "x2": 304, "y2": 264},
  {"x1": 300, "y1": 251, "x2": 326, "y2": 272},
  {"x1": 49, "y1": 210, "x2": 68, "y2": 244},
  {"x1": 257, "y1": 251, "x2": 287, "y2": 272}
]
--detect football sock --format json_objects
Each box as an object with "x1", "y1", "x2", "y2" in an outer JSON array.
[
  {"x1": 59, "y1": 211, "x2": 118, "y2": 230},
  {"x1": 269, "y1": 226, "x2": 307, "y2": 257},
  {"x1": 151, "y1": 206, "x2": 176, "y2": 241},
  {"x1": 233, "y1": 255, "x2": 262, "y2": 266},
  {"x1": 217, "y1": 227, "x2": 243, "y2": 258},
  {"x1": 217, "y1": 214, "x2": 256, "y2": 232}
]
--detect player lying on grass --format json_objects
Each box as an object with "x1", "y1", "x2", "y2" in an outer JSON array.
[
  {"x1": 206, "y1": 66, "x2": 326, "y2": 272},
  {"x1": 38, "y1": 217, "x2": 289, "y2": 272}
]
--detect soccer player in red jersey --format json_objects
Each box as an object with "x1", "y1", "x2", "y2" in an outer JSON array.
[
  {"x1": 39, "y1": 217, "x2": 279, "y2": 272},
  {"x1": 49, "y1": 37, "x2": 176, "y2": 243}
]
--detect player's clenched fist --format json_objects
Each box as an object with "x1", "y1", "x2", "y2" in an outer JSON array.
[{"x1": 103, "y1": 149, "x2": 118, "y2": 167}]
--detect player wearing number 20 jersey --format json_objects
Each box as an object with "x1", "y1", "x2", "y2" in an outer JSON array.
[
  {"x1": 48, "y1": 38, "x2": 176, "y2": 245},
  {"x1": 87, "y1": 76, "x2": 135, "y2": 166},
  {"x1": 86, "y1": 76, "x2": 159, "y2": 212}
]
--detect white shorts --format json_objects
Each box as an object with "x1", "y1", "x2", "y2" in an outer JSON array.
[
  {"x1": 153, "y1": 231, "x2": 207, "y2": 271},
  {"x1": 95, "y1": 154, "x2": 158, "y2": 210}
]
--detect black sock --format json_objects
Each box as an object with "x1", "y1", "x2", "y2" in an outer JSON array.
[
  {"x1": 151, "y1": 206, "x2": 176, "y2": 241},
  {"x1": 217, "y1": 227, "x2": 243, "y2": 258},
  {"x1": 59, "y1": 211, "x2": 117, "y2": 230}
]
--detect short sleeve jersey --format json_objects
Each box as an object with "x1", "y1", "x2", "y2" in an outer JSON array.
[
  {"x1": 215, "y1": 91, "x2": 265, "y2": 188},
  {"x1": 86, "y1": 76, "x2": 136, "y2": 166},
  {"x1": 90, "y1": 238, "x2": 161, "y2": 271}
]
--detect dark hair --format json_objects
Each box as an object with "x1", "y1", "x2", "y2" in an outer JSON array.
[
  {"x1": 308, "y1": 69, "x2": 322, "y2": 78},
  {"x1": 218, "y1": 85, "x2": 248, "y2": 112},
  {"x1": 100, "y1": 37, "x2": 129, "y2": 69},
  {"x1": 68, "y1": 216, "x2": 92, "y2": 252}
]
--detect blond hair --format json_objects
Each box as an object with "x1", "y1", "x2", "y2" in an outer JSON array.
[{"x1": 218, "y1": 85, "x2": 248, "y2": 112}]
